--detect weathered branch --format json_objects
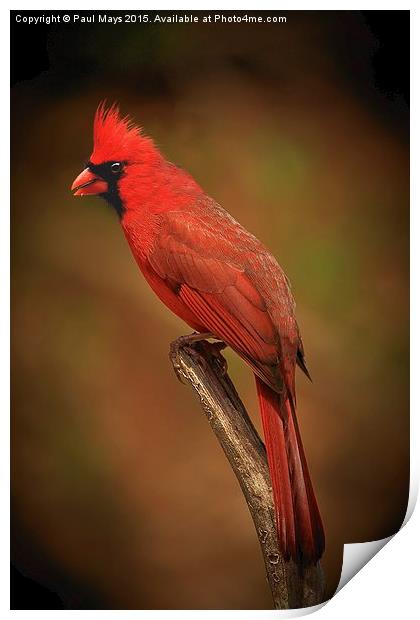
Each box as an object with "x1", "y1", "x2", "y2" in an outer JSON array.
[{"x1": 169, "y1": 336, "x2": 325, "y2": 609}]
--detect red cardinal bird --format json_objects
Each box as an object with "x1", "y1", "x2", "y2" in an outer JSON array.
[{"x1": 71, "y1": 104, "x2": 325, "y2": 564}]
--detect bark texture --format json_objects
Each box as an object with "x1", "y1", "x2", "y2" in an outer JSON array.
[{"x1": 169, "y1": 336, "x2": 325, "y2": 609}]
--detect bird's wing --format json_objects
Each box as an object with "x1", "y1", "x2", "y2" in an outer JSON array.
[{"x1": 147, "y1": 209, "x2": 297, "y2": 395}]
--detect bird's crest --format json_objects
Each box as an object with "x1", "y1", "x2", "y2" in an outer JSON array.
[{"x1": 91, "y1": 102, "x2": 156, "y2": 164}]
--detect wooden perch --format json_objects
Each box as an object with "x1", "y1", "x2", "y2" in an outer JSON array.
[{"x1": 169, "y1": 335, "x2": 325, "y2": 610}]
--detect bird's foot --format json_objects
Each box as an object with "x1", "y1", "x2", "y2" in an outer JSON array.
[
  {"x1": 198, "y1": 339, "x2": 228, "y2": 376},
  {"x1": 175, "y1": 331, "x2": 214, "y2": 348},
  {"x1": 171, "y1": 332, "x2": 228, "y2": 377}
]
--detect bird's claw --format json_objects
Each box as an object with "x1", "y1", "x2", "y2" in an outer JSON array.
[
  {"x1": 200, "y1": 340, "x2": 228, "y2": 376},
  {"x1": 171, "y1": 332, "x2": 228, "y2": 376}
]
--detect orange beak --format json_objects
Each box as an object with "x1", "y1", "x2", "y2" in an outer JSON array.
[{"x1": 71, "y1": 167, "x2": 108, "y2": 196}]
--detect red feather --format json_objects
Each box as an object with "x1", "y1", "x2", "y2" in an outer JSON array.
[
  {"x1": 74, "y1": 104, "x2": 325, "y2": 565},
  {"x1": 91, "y1": 102, "x2": 159, "y2": 166}
]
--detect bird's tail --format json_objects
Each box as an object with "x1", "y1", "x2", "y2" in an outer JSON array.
[{"x1": 255, "y1": 375, "x2": 325, "y2": 564}]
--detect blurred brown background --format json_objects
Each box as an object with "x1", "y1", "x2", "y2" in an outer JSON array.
[{"x1": 11, "y1": 10, "x2": 409, "y2": 610}]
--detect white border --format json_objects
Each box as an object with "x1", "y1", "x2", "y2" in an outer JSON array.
[{"x1": 5, "y1": 2, "x2": 416, "y2": 617}]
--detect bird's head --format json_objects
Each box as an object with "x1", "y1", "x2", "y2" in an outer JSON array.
[{"x1": 71, "y1": 103, "x2": 161, "y2": 217}]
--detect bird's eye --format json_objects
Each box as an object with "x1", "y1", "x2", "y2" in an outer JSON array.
[{"x1": 111, "y1": 162, "x2": 122, "y2": 174}]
